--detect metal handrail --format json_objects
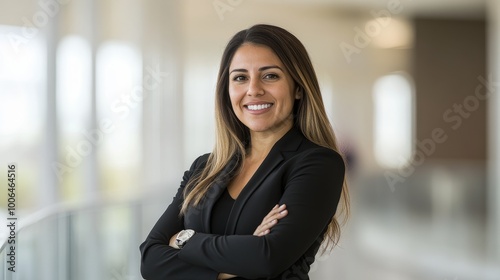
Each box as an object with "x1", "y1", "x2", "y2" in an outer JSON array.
[
  {"x1": 1, "y1": 203, "x2": 69, "y2": 253},
  {"x1": 0, "y1": 194, "x2": 150, "y2": 280},
  {"x1": 0, "y1": 195, "x2": 147, "y2": 253}
]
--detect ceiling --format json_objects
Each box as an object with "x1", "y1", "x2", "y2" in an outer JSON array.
[{"x1": 253, "y1": 0, "x2": 487, "y2": 18}]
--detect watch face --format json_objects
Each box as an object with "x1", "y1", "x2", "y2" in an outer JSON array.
[
  {"x1": 178, "y1": 229, "x2": 194, "y2": 240},
  {"x1": 176, "y1": 230, "x2": 195, "y2": 248}
]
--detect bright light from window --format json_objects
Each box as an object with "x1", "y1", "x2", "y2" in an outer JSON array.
[
  {"x1": 373, "y1": 73, "x2": 413, "y2": 168},
  {"x1": 0, "y1": 25, "x2": 45, "y2": 147},
  {"x1": 0, "y1": 25, "x2": 45, "y2": 215},
  {"x1": 57, "y1": 35, "x2": 91, "y2": 136},
  {"x1": 96, "y1": 42, "x2": 142, "y2": 168}
]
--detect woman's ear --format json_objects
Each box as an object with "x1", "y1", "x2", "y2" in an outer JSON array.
[{"x1": 295, "y1": 87, "x2": 302, "y2": 100}]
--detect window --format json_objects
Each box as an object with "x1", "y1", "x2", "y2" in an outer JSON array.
[
  {"x1": 55, "y1": 35, "x2": 94, "y2": 199},
  {"x1": 373, "y1": 73, "x2": 413, "y2": 168},
  {"x1": 0, "y1": 25, "x2": 46, "y2": 211},
  {"x1": 96, "y1": 42, "x2": 142, "y2": 194},
  {"x1": 57, "y1": 35, "x2": 92, "y2": 138}
]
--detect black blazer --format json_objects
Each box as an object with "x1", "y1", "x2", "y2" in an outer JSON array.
[{"x1": 140, "y1": 127, "x2": 345, "y2": 280}]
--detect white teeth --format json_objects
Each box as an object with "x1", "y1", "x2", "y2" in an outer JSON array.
[{"x1": 247, "y1": 104, "x2": 272, "y2": 111}]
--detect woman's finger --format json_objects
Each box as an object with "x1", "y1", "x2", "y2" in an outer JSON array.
[
  {"x1": 261, "y1": 204, "x2": 287, "y2": 225},
  {"x1": 253, "y1": 205, "x2": 288, "y2": 235}
]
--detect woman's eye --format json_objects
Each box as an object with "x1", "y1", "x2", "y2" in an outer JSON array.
[
  {"x1": 264, "y1": 73, "x2": 279, "y2": 80},
  {"x1": 233, "y1": 75, "x2": 247, "y2": 82}
]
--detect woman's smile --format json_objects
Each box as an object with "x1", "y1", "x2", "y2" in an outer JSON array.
[{"x1": 244, "y1": 102, "x2": 274, "y2": 114}]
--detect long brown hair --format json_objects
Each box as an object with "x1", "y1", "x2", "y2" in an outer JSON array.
[{"x1": 181, "y1": 24, "x2": 349, "y2": 250}]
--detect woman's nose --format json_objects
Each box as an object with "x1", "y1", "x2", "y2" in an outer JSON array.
[{"x1": 247, "y1": 78, "x2": 264, "y2": 96}]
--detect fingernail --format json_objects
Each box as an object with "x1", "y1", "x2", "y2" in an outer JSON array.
[
  {"x1": 279, "y1": 204, "x2": 286, "y2": 209},
  {"x1": 280, "y1": 210, "x2": 287, "y2": 215}
]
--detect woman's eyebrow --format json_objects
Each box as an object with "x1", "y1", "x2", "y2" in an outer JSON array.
[
  {"x1": 259, "y1": 65, "x2": 282, "y2": 72},
  {"x1": 229, "y1": 65, "x2": 283, "y2": 74}
]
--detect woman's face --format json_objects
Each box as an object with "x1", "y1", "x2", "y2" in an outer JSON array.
[{"x1": 228, "y1": 43, "x2": 300, "y2": 138}]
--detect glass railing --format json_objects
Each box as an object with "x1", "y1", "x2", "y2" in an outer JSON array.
[{"x1": 0, "y1": 199, "x2": 147, "y2": 280}]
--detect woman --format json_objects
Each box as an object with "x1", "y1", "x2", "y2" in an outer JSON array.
[{"x1": 140, "y1": 24, "x2": 349, "y2": 280}]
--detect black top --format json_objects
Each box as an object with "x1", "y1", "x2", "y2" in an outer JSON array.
[{"x1": 210, "y1": 188, "x2": 235, "y2": 234}]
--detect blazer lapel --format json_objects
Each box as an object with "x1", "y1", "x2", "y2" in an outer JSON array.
[
  {"x1": 199, "y1": 155, "x2": 240, "y2": 233},
  {"x1": 225, "y1": 127, "x2": 304, "y2": 234}
]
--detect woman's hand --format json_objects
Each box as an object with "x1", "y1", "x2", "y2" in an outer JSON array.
[
  {"x1": 253, "y1": 204, "x2": 288, "y2": 236},
  {"x1": 218, "y1": 272, "x2": 237, "y2": 279},
  {"x1": 169, "y1": 231, "x2": 180, "y2": 249}
]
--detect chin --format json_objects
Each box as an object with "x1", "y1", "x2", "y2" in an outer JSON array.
[
  {"x1": 247, "y1": 127, "x2": 270, "y2": 133},
  {"x1": 242, "y1": 122, "x2": 269, "y2": 131}
]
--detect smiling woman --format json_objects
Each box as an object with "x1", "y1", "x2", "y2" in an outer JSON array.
[{"x1": 140, "y1": 24, "x2": 350, "y2": 280}]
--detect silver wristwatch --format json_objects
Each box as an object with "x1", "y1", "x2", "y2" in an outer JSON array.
[{"x1": 175, "y1": 229, "x2": 195, "y2": 249}]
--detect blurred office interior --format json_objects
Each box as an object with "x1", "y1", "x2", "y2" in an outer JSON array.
[{"x1": 0, "y1": 0, "x2": 499, "y2": 279}]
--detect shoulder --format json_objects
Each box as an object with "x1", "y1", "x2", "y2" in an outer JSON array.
[
  {"x1": 284, "y1": 135, "x2": 345, "y2": 174},
  {"x1": 181, "y1": 153, "x2": 211, "y2": 189},
  {"x1": 182, "y1": 153, "x2": 210, "y2": 180},
  {"x1": 187, "y1": 153, "x2": 211, "y2": 172},
  {"x1": 276, "y1": 127, "x2": 345, "y2": 169},
  {"x1": 296, "y1": 144, "x2": 344, "y2": 168}
]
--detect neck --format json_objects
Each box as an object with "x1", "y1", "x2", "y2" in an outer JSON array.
[{"x1": 247, "y1": 125, "x2": 292, "y2": 161}]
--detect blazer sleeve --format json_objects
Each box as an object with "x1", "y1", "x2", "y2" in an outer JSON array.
[
  {"x1": 139, "y1": 154, "x2": 219, "y2": 280},
  {"x1": 177, "y1": 148, "x2": 345, "y2": 279}
]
